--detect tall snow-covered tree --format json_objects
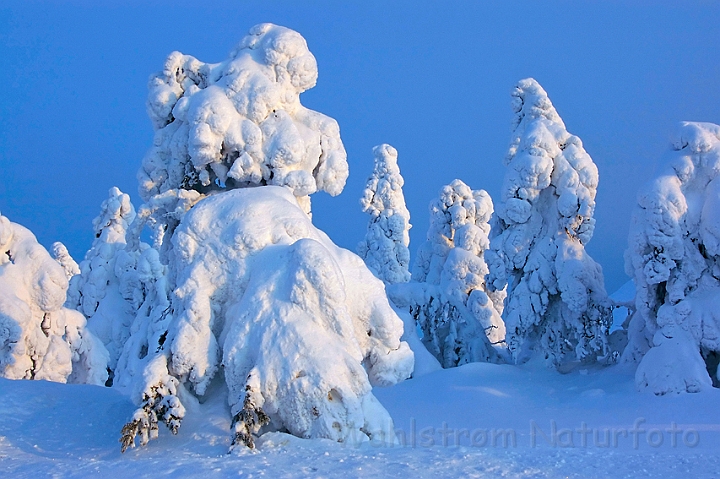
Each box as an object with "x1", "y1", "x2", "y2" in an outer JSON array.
[
  {"x1": 486, "y1": 78, "x2": 612, "y2": 369},
  {"x1": 115, "y1": 24, "x2": 413, "y2": 452},
  {"x1": 137, "y1": 22, "x2": 349, "y2": 253},
  {"x1": 357, "y1": 144, "x2": 411, "y2": 284},
  {"x1": 396, "y1": 179, "x2": 505, "y2": 368},
  {"x1": 67, "y1": 187, "x2": 141, "y2": 376},
  {"x1": 0, "y1": 212, "x2": 108, "y2": 385},
  {"x1": 626, "y1": 122, "x2": 720, "y2": 394}
]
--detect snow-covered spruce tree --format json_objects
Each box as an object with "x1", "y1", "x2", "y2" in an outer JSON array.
[
  {"x1": 357, "y1": 144, "x2": 411, "y2": 284},
  {"x1": 626, "y1": 122, "x2": 720, "y2": 394},
  {"x1": 117, "y1": 24, "x2": 413, "y2": 452},
  {"x1": 395, "y1": 179, "x2": 505, "y2": 368},
  {"x1": 66, "y1": 187, "x2": 142, "y2": 377},
  {"x1": 137, "y1": 22, "x2": 348, "y2": 259},
  {"x1": 0, "y1": 212, "x2": 108, "y2": 385},
  {"x1": 486, "y1": 78, "x2": 612, "y2": 369}
]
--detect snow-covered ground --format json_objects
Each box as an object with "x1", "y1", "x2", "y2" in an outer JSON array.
[{"x1": 2, "y1": 360, "x2": 719, "y2": 478}]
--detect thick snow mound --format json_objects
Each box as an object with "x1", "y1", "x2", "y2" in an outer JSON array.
[
  {"x1": 357, "y1": 144, "x2": 411, "y2": 284},
  {"x1": 394, "y1": 179, "x2": 505, "y2": 368},
  {"x1": 626, "y1": 121, "x2": 720, "y2": 394},
  {"x1": 138, "y1": 23, "x2": 348, "y2": 216},
  {"x1": 487, "y1": 78, "x2": 612, "y2": 369},
  {"x1": 118, "y1": 186, "x2": 412, "y2": 450},
  {"x1": 0, "y1": 213, "x2": 107, "y2": 385}
]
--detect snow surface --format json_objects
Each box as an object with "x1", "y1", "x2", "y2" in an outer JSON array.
[{"x1": 2, "y1": 359, "x2": 720, "y2": 478}]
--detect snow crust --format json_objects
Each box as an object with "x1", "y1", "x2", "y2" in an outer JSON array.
[
  {"x1": 116, "y1": 186, "x2": 412, "y2": 450},
  {"x1": 357, "y1": 144, "x2": 411, "y2": 284},
  {"x1": 487, "y1": 78, "x2": 612, "y2": 369},
  {"x1": 626, "y1": 122, "x2": 720, "y2": 394},
  {"x1": 0, "y1": 212, "x2": 107, "y2": 385},
  {"x1": 392, "y1": 179, "x2": 505, "y2": 368},
  {"x1": 138, "y1": 23, "x2": 348, "y2": 220}
]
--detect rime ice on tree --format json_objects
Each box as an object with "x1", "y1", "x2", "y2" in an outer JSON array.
[
  {"x1": 357, "y1": 144, "x2": 411, "y2": 284},
  {"x1": 115, "y1": 24, "x2": 412, "y2": 452},
  {"x1": 397, "y1": 179, "x2": 505, "y2": 368},
  {"x1": 486, "y1": 78, "x2": 612, "y2": 369},
  {"x1": 0, "y1": 212, "x2": 108, "y2": 385},
  {"x1": 138, "y1": 22, "x2": 348, "y2": 233},
  {"x1": 67, "y1": 187, "x2": 141, "y2": 375},
  {"x1": 626, "y1": 122, "x2": 720, "y2": 394}
]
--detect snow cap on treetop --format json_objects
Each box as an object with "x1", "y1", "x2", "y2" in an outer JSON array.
[{"x1": 139, "y1": 23, "x2": 348, "y2": 204}]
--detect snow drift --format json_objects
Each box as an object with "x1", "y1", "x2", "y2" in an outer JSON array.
[
  {"x1": 626, "y1": 121, "x2": 720, "y2": 394},
  {"x1": 486, "y1": 78, "x2": 612, "y2": 369},
  {"x1": 0, "y1": 212, "x2": 107, "y2": 385}
]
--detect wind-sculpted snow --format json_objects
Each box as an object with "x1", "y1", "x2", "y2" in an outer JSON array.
[
  {"x1": 0, "y1": 212, "x2": 107, "y2": 385},
  {"x1": 357, "y1": 144, "x2": 411, "y2": 284},
  {"x1": 626, "y1": 122, "x2": 720, "y2": 394},
  {"x1": 487, "y1": 78, "x2": 612, "y2": 369},
  {"x1": 118, "y1": 187, "x2": 413, "y2": 451},
  {"x1": 138, "y1": 23, "x2": 348, "y2": 218},
  {"x1": 392, "y1": 179, "x2": 505, "y2": 368}
]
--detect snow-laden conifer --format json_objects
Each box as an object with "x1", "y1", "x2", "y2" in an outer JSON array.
[
  {"x1": 625, "y1": 122, "x2": 720, "y2": 394},
  {"x1": 116, "y1": 25, "x2": 412, "y2": 452},
  {"x1": 138, "y1": 22, "x2": 348, "y2": 229},
  {"x1": 394, "y1": 180, "x2": 505, "y2": 367},
  {"x1": 0, "y1": 212, "x2": 108, "y2": 384},
  {"x1": 67, "y1": 187, "x2": 140, "y2": 375},
  {"x1": 118, "y1": 187, "x2": 412, "y2": 451},
  {"x1": 357, "y1": 144, "x2": 411, "y2": 284},
  {"x1": 486, "y1": 78, "x2": 612, "y2": 368}
]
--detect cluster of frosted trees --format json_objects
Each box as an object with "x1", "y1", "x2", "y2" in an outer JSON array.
[
  {"x1": 1, "y1": 23, "x2": 718, "y2": 455},
  {"x1": 359, "y1": 81, "x2": 720, "y2": 393}
]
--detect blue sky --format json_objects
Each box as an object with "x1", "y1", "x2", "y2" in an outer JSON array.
[{"x1": 1, "y1": 1, "x2": 719, "y2": 292}]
